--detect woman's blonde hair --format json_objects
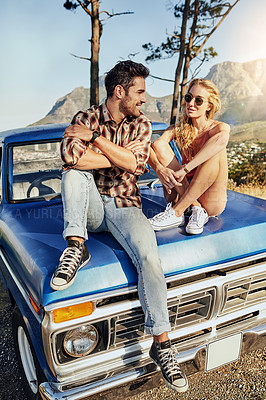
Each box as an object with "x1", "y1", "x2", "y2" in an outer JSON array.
[{"x1": 175, "y1": 78, "x2": 221, "y2": 159}]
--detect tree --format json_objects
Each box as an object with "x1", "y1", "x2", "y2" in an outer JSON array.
[
  {"x1": 143, "y1": 0, "x2": 239, "y2": 124},
  {"x1": 63, "y1": 0, "x2": 133, "y2": 106}
]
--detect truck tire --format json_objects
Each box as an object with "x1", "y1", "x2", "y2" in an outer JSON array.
[{"x1": 12, "y1": 306, "x2": 45, "y2": 400}]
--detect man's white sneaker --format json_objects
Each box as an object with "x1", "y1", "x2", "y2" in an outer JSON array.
[
  {"x1": 149, "y1": 203, "x2": 185, "y2": 231},
  {"x1": 186, "y1": 206, "x2": 209, "y2": 235}
]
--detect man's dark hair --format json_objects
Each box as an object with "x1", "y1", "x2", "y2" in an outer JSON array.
[{"x1": 105, "y1": 60, "x2": 149, "y2": 98}]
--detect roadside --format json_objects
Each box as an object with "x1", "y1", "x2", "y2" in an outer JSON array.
[
  {"x1": 0, "y1": 280, "x2": 27, "y2": 400},
  {"x1": 0, "y1": 280, "x2": 265, "y2": 400},
  {"x1": 130, "y1": 349, "x2": 266, "y2": 400}
]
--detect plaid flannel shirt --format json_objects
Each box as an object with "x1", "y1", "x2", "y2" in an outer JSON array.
[{"x1": 61, "y1": 103, "x2": 152, "y2": 208}]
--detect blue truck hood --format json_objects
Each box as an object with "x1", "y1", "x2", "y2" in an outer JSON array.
[{"x1": 1, "y1": 187, "x2": 265, "y2": 307}]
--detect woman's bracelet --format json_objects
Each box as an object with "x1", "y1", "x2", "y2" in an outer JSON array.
[{"x1": 182, "y1": 164, "x2": 190, "y2": 174}]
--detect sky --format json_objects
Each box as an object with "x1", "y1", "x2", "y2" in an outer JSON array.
[{"x1": 1, "y1": 0, "x2": 266, "y2": 131}]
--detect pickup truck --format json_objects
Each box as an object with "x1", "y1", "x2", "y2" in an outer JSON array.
[{"x1": 0, "y1": 122, "x2": 265, "y2": 400}]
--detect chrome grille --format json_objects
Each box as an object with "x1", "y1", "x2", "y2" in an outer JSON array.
[
  {"x1": 220, "y1": 273, "x2": 266, "y2": 315},
  {"x1": 110, "y1": 290, "x2": 214, "y2": 349}
]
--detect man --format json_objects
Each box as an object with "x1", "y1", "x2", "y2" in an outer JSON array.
[{"x1": 50, "y1": 60, "x2": 188, "y2": 393}]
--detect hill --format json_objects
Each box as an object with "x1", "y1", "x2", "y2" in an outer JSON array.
[
  {"x1": 32, "y1": 59, "x2": 266, "y2": 142},
  {"x1": 33, "y1": 86, "x2": 172, "y2": 126},
  {"x1": 230, "y1": 121, "x2": 266, "y2": 143},
  {"x1": 207, "y1": 59, "x2": 266, "y2": 125}
]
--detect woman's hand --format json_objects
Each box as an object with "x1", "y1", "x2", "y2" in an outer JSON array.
[
  {"x1": 156, "y1": 165, "x2": 182, "y2": 194},
  {"x1": 63, "y1": 120, "x2": 93, "y2": 142},
  {"x1": 173, "y1": 168, "x2": 187, "y2": 183}
]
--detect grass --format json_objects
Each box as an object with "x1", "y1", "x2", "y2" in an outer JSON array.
[{"x1": 227, "y1": 180, "x2": 266, "y2": 200}]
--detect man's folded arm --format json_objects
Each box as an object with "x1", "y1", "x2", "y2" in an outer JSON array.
[
  {"x1": 75, "y1": 148, "x2": 112, "y2": 170},
  {"x1": 93, "y1": 120, "x2": 152, "y2": 174},
  {"x1": 60, "y1": 137, "x2": 112, "y2": 170},
  {"x1": 61, "y1": 117, "x2": 152, "y2": 174}
]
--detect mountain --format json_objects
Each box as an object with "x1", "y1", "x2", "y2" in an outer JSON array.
[
  {"x1": 32, "y1": 59, "x2": 266, "y2": 131},
  {"x1": 206, "y1": 59, "x2": 266, "y2": 125},
  {"x1": 33, "y1": 86, "x2": 172, "y2": 126}
]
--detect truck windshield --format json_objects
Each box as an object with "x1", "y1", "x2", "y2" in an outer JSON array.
[{"x1": 8, "y1": 140, "x2": 62, "y2": 202}]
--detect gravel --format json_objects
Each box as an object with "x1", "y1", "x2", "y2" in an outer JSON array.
[
  {"x1": 0, "y1": 281, "x2": 27, "y2": 400},
  {"x1": 0, "y1": 279, "x2": 265, "y2": 400},
  {"x1": 130, "y1": 349, "x2": 266, "y2": 400}
]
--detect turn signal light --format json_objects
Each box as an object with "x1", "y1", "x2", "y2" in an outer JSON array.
[
  {"x1": 29, "y1": 295, "x2": 40, "y2": 315},
  {"x1": 53, "y1": 301, "x2": 93, "y2": 323}
]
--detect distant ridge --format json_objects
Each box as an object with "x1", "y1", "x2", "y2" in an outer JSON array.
[
  {"x1": 32, "y1": 59, "x2": 266, "y2": 130},
  {"x1": 206, "y1": 59, "x2": 266, "y2": 125}
]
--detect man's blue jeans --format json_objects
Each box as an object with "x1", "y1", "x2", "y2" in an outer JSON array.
[{"x1": 61, "y1": 169, "x2": 171, "y2": 336}]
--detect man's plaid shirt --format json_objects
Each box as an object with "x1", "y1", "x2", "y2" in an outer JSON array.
[{"x1": 61, "y1": 103, "x2": 152, "y2": 208}]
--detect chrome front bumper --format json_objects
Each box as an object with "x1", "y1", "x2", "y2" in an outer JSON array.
[{"x1": 39, "y1": 326, "x2": 266, "y2": 400}]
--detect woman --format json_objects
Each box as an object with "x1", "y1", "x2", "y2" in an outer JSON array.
[{"x1": 148, "y1": 78, "x2": 230, "y2": 234}]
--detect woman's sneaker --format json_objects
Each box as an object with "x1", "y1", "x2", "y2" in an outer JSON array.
[
  {"x1": 149, "y1": 203, "x2": 185, "y2": 231},
  {"x1": 186, "y1": 206, "x2": 209, "y2": 235},
  {"x1": 149, "y1": 340, "x2": 188, "y2": 393},
  {"x1": 50, "y1": 239, "x2": 91, "y2": 291}
]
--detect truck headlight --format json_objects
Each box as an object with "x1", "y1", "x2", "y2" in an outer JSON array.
[{"x1": 63, "y1": 325, "x2": 99, "y2": 357}]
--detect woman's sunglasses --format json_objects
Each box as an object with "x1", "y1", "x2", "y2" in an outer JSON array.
[{"x1": 184, "y1": 93, "x2": 206, "y2": 106}]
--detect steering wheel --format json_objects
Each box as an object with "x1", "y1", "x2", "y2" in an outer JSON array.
[{"x1": 26, "y1": 172, "x2": 62, "y2": 198}]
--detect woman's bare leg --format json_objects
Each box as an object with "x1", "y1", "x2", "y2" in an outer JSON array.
[
  {"x1": 172, "y1": 149, "x2": 228, "y2": 217},
  {"x1": 152, "y1": 141, "x2": 190, "y2": 204},
  {"x1": 198, "y1": 150, "x2": 228, "y2": 216}
]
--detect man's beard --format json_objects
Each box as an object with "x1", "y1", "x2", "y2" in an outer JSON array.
[{"x1": 120, "y1": 99, "x2": 141, "y2": 118}]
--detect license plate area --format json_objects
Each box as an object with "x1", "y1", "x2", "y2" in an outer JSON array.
[{"x1": 206, "y1": 333, "x2": 242, "y2": 372}]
